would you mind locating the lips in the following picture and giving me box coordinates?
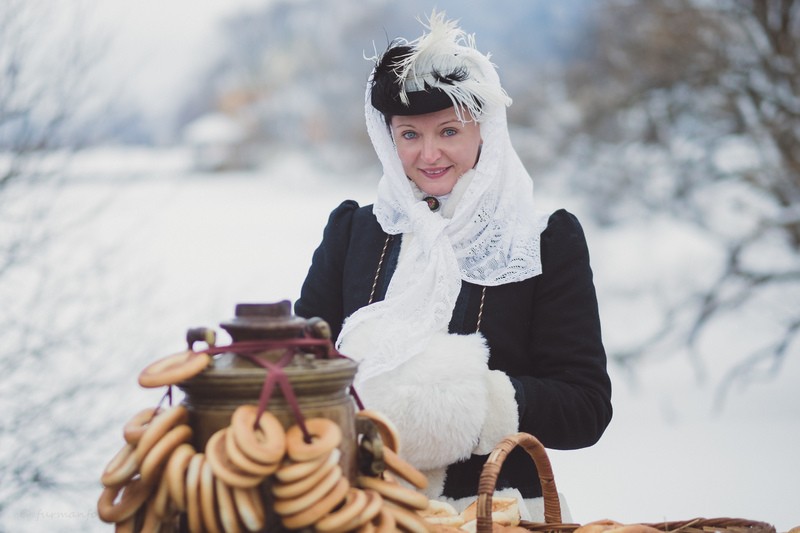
[419,166,451,178]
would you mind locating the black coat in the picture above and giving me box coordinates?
[295,200,612,499]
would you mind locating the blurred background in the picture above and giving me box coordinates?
[1,0,798,531]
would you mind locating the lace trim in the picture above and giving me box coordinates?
[369,234,487,334]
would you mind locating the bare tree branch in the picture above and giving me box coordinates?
[559,0,800,403]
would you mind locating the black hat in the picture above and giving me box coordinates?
[370,44,465,116]
[366,12,510,122]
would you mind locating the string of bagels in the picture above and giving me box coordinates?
[97,329,449,532]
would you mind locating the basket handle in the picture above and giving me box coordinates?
[477,432,561,533]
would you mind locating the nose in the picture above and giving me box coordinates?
[420,137,441,164]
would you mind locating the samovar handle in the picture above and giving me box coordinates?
[185,327,217,350]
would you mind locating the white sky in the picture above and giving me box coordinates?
[85,0,267,125]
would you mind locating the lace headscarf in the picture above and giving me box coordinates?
[338,12,548,385]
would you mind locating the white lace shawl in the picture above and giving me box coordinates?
[337,21,548,386]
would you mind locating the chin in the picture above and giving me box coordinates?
[419,181,456,197]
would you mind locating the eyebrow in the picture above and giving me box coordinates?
[392,119,461,129]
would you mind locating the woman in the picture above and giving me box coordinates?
[295,12,612,520]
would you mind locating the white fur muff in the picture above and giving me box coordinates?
[343,327,490,471]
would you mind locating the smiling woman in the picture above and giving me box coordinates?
[391,108,483,198]
[294,10,612,521]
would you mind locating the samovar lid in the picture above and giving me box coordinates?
[219,300,308,341]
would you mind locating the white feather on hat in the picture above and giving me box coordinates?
[393,11,512,122]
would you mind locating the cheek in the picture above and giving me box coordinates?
[455,129,482,168]
[457,143,481,169]
[395,145,417,171]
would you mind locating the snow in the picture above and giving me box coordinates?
[712,136,762,174]
[1,147,797,532]
[183,113,248,144]
[550,353,800,527]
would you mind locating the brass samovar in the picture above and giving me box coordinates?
[179,301,357,477]
[177,301,359,531]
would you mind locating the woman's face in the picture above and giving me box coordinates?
[391,107,482,197]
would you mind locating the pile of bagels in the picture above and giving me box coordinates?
[100,345,558,532]
[421,503,665,533]
[97,400,674,533]
[98,405,196,531]
[420,497,524,533]
[97,400,441,532]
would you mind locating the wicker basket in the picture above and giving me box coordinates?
[476,432,777,533]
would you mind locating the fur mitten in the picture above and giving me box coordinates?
[347,329,490,471]
[472,370,520,455]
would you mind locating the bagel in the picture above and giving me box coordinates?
[224,425,279,477]
[606,525,663,533]
[140,497,164,533]
[216,477,243,533]
[200,457,223,533]
[461,496,520,526]
[138,349,212,388]
[357,520,377,533]
[335,488,385,532]
[460,519,519,532]
[273,464,343,516]
[274,449,331,483]
[574,521,662,533]
[314,487,368,533]
[430,526,468,533]
[164,443,195,512]
[140,424,193,485]
[97,477,154,524]
[113,512,136,533]
[382,447,428,490]
[373,507,398,533]
[100,443,139,488]
[280,477,350,530]
[230,405,286,465]
[285,418,342,462]
[123,407,159,445]
[356,475,428,511]
[232,486,266,532]
[134,406,189,462]
[420,499,458,518]
[356,410,400,454]
[205,428,264,489]
[184,453,205,533]
[610,526,663,533]
[271,449,340,499]
[151,463,173,519]
[383,501,432,533]
[420,500,462,527]
[573,520,625,533]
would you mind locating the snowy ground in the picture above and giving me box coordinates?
[2,147,797,532]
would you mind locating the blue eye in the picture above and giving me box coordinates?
[443,128,457,137]
[401,131,417,140]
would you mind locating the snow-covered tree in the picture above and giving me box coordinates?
[0,0,123,522]
[558,0,800,402]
